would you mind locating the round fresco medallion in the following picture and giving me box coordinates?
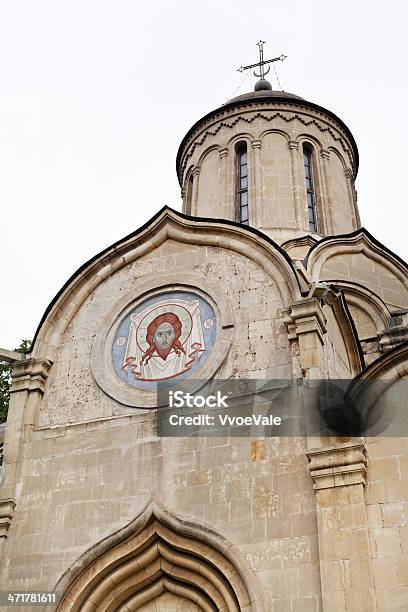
[112,291,217,390]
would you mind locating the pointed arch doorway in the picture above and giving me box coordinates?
[55,499,265,611]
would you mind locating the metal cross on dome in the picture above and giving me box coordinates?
[237,41,287,79]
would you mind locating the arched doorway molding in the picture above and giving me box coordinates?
[55,498,265,611]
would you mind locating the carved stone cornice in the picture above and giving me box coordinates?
[308,281,341,306]
[306,442,367,490]
[218,147,228,159]
[378,312,408,352]
[281,308,297,341]
[11,358,53,394]
[178,109,355,181]
[288,140,299,150]
[282,235,317,252]
[283,297,328,369]
[251,139,261,150]
[320,149,330,160]
[378,326,408,352]
[284,297,327,346]
[0,498,16,538]
[344,167,353,180]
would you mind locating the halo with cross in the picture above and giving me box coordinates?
[131,301,193,353]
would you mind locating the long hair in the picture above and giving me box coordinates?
[142,312,185,364]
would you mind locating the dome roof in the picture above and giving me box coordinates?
[227,88,305,104]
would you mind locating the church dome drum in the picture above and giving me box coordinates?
[177,84,360,244]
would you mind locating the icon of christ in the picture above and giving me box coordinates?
[122,298,206,381]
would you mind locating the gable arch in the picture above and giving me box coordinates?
[31,208,302,363]
[55,499,265,612]
[305,229,408,309]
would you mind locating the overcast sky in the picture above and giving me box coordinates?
[1,0,407,349]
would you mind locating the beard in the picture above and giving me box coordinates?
[155,344,173,361]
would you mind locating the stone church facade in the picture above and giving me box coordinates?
[1,80,408,611]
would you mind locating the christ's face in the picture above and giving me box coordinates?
[153,322,176,359]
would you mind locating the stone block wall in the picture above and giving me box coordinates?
[2,215,408,611]
[3,416,323,610]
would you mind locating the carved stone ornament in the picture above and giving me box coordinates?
[0,498,16,538]
[306,442,367,490]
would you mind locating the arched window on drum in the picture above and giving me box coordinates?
[236,143,248,225]
[303,144,318,232]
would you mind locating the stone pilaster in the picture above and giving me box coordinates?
[320,149,334,234]
[250,139,262,228]
[180,187,186,213]
[288,140,304,230]
[218,147,229,220]
[191,167,200,216]
[1,358,53,499]
[307,442,375,612]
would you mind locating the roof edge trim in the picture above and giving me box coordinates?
[304,227,408,272]
[29,207,302,352]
